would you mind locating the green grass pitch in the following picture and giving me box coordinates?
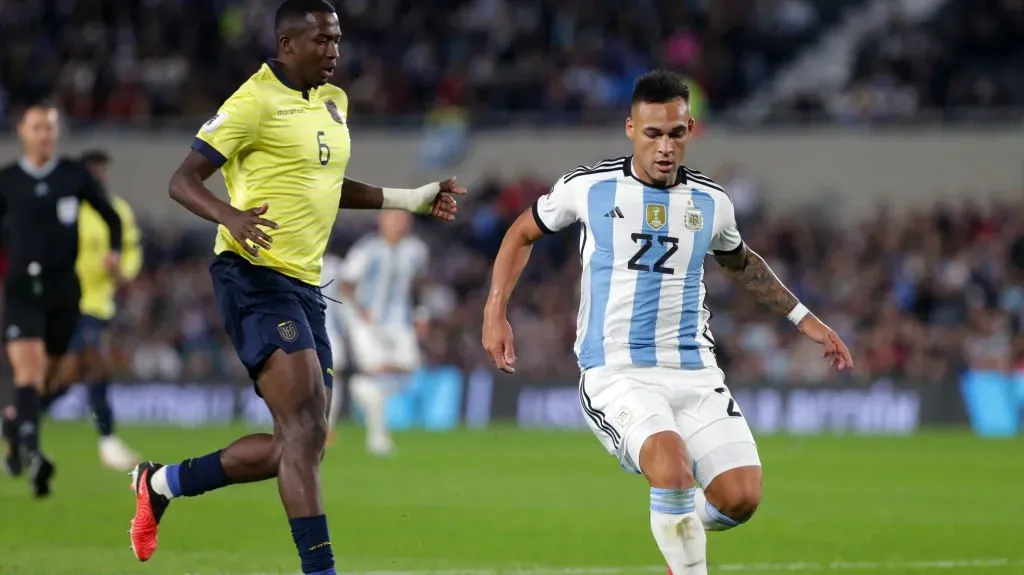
[1,423,1023,574]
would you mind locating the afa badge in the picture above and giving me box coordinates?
[324,100,346,125]
[645,203,667,231]
[277,320,298,342]
[684,197,704,232]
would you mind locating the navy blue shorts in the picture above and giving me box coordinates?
[210,253,333,390]
[68,314,109,352]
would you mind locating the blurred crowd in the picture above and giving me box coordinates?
[9,168,1019,385]
[0,0,862,124]
[784,0,1024,122]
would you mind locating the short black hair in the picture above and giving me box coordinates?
[80,149,111,166]
[17,100,59,124]
[275,0,336,34]
[631,70,690,106]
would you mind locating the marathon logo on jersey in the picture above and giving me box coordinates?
[646,203,667,231]
[202,112,228,133]
[324,100,346,125]
[684,197,704,232]
[277,321,298,342]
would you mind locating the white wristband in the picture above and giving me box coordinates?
[787,303,810,325]
[381,183,439,213]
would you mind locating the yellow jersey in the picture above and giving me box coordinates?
[76,195,143,320]
[192,60,351,285]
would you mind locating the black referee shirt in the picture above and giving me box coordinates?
[0,157,122,283]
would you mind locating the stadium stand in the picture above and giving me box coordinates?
[0,0,868,124]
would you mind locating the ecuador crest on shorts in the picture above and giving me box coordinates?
[645,203,667,231]
[324,100,346,125]
[277,320,298,342]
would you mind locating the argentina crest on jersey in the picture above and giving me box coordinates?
[684,197,704,232]
[324,100,346,125]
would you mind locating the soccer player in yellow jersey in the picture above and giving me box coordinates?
[127,1,464,572]
[51,150,143,471]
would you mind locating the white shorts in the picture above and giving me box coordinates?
[326,309,348,372]
[579,365,760,488]
[347,318,421,373]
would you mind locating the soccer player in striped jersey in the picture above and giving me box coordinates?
[320,250,349,443]
[127,1,464,573]
[339,211,429,456]
[482,70,853,574]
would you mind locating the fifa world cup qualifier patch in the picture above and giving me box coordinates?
[202,113,228,133]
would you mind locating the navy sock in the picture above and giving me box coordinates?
[14,386,41,456]
[289,515,335,574]
[168,450,232,497]
[86,380,114,436]
[39,386,70,412]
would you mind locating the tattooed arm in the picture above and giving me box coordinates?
[713,245,799,317]
[713,243,854,371]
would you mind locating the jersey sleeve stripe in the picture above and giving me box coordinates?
[531,200,556,235]
[712,241,744,256]
[190,137,228,168]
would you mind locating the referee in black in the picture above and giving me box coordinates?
[0,103,123,497]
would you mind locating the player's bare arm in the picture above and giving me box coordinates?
[339,176,464,221]
[169,151,279,256]
[482,209,547,374]
[714,244,853,370]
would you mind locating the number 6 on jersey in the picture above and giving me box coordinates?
[317,131,331,166]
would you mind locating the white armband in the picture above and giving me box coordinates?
[381,182,440,214]
[787,303,810,325]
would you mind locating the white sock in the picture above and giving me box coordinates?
[351,375,388,446]
[150,466,176,500]
[650,488,707,575]
[694,488,741,532]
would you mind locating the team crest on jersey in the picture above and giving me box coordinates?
[277,321,298,342]
[324,100,346,125]
[684,197,704,232]
[56,196,79,226]
[645,203,667,231]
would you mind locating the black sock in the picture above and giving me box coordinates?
[86,380,114,437]
[14,386,41,457]
[289,515,335,574]
[172,450,232,497]
[39,386,70,413]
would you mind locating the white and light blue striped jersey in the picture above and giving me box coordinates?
[321,252,348,337]
[341,234,428,327]
[532,156,743,371]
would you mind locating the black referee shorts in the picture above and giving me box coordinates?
[2,276,81,356]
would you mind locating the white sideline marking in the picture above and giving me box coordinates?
[228,558,1023,575]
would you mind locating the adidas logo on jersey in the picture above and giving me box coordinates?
[603,207,624,218]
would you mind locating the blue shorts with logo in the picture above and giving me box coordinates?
[210,253,333,391]
[68,314,109,352]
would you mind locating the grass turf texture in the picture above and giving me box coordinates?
[1,423,1022,574]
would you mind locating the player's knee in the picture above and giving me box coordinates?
[708,467,762,523]
[280,402,328,455]
[639,431,695,490]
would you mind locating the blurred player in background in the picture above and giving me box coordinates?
[45,149,143,471]
[482,70,853,574]
[0,104,123,497]
[340,211,429,456]
[127,1,463,573]
[321,249,349,442]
